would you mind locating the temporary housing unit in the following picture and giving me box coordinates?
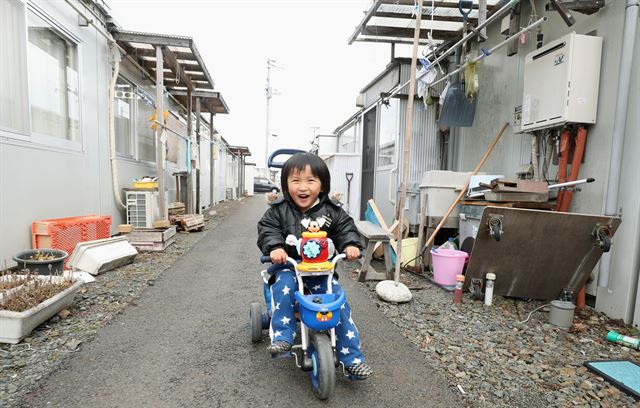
[332,58,445,227]
[347,0,640,326]
[0,0,240,267]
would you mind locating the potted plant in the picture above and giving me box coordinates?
[12,249,68,275]
[0,271,83,344]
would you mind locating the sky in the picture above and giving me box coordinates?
[107,0,410,167]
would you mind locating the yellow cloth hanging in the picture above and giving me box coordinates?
[464,59,478,101]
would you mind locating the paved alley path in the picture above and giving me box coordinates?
[22,196,459,407]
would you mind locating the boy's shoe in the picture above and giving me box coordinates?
[346,362,372,380]
[266,341,292,353]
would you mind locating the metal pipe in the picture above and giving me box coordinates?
[428,17,547,89]
[155,45,167,220]
[599,0,639,288]
[385,0,521,100]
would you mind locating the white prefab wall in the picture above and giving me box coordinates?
[0,0,234,267]
[452,0,640,325]
[324,154,362,220]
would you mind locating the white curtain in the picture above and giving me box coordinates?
[0,0,29,135]
[27,10,79,142]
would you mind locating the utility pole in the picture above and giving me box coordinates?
[310,125,320,153]
[264,59,280,167]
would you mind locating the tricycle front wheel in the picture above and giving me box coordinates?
[249,302,263,343]
[308,332,336,400]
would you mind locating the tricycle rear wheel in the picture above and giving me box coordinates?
[308,332,336,400]
[249,303,263,343]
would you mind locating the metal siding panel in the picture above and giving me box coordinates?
[398,98,442,191]
[324,154,362,220]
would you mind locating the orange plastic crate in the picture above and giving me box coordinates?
[32,215,112,267]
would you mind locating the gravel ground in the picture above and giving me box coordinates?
[351,261,640,408]
[0,200,236,408]
[2,197,639,407]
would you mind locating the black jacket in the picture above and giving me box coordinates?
[257,194,362,259]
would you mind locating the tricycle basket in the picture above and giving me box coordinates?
[295,291,345,331]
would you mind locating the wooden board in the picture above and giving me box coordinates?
[127,227,177,243]
[463,207,621,301]
[131,238,175,252]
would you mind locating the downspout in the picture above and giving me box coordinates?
[108,42,126,210]
[598,0,639,288]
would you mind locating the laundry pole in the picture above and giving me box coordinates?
[376,0,424,303]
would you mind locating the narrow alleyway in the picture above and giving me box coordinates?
[21,196,458,407]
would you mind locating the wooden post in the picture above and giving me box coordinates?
[154,46,167,221]
[186,90,193,214]
[210,112,215,208]
[195,97,201,214]
[394,0,424,285]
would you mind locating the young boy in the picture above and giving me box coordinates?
[257,152,372,379]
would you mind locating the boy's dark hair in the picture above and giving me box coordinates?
[280,153,331,199]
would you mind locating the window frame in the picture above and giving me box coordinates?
[0,0,30,140]
[25,3,84,152]
[113,73,137,159]
[376,99,399,170]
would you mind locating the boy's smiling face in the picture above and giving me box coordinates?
[287,165,322,213]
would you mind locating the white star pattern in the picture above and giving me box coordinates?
[275,302,280,310]
[282,286,290,295]
[353,358,362,364]
[273,330,282,337]
[346,330,356,340]
[340,347,350,355]
[337,321,342,326]
[340,304,346,310]
[332,280,339,286]
[312,284,321,291]
[349,316,354,325]
[276,276,281,283]
[281,316,291,325]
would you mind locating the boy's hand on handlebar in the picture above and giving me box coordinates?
[344,246,360,261]
[270,248,288,264]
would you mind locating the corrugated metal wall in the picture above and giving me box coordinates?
[397,99,442,190]
[396,63,444,190]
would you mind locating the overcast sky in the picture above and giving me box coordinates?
[107,0,410,167]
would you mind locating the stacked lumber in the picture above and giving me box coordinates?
[170,214,205,232]
[168,202,186,217]
[128,227,176,251]
[481,179,549,203]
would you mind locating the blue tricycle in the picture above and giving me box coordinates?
[249,253,348,400]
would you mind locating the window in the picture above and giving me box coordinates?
[114,76,135,156]
[338,124,356,153]
[136,89,156,162]
[0,0,29,135]
[378,99,398,167]
[27,10,80,144]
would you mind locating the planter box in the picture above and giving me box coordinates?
[0,276,83,344]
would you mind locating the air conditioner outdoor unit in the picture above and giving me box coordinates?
[126,190,161,228]
[521,32,602,132]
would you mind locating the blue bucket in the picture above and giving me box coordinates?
[295,291,346,331]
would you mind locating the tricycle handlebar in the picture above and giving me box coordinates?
[259,256,298,268]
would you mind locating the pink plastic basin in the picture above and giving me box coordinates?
[431,248,468,286]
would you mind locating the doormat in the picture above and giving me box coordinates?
[584,360,640,399]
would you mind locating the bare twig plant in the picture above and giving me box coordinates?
[0,264,73,313]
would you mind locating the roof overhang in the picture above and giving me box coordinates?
[227,145,251,156]
[349,0,503,45]
[112,29,229,115]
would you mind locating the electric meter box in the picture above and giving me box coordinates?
[521,32,602,132]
